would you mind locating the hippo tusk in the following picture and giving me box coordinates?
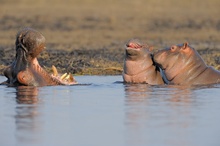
[64,73,70,80]
[63,73,72,81]
[60,72,77,84]
[51,66,77,84]
[68,73,77,84]
[52,65,58,77]
[60,73,68,80]
[69,73,74,82]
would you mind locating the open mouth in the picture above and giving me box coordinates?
[126,42,142,50]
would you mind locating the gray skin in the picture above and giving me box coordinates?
[123,39,164,85]
[1,28,76,86]
[153,42,220,85]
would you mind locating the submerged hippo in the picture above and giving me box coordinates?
[1,28,77,86]
[153,42,220,85]
[123,39,164,85]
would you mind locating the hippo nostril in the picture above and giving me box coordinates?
[170,46,176,51]
[16,43,28,54]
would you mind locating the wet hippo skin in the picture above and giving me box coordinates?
[153,42,220,85]
[123,39,164,85]
[1,28,77,86]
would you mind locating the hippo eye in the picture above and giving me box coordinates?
[170,46,176,52]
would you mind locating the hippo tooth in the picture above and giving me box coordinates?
[52,65,58,77]
[68,73,76,83]
[64,74,70,80]
[61,73,68,80]
[69,73,73,82]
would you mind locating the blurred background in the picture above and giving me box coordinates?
[0,0,220,74]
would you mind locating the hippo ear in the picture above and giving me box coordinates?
[182,42,189,49]
[181,42,192,54]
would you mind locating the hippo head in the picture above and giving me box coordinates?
[1,28,77,86]
[125,38,153,61]
[123,39,164,84]
[154,42,194,70]
[153,42,205,82]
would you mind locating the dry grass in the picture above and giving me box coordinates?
[0,0,220,74]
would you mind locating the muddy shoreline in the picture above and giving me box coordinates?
[0,44,125,75]
[1,41,220,76]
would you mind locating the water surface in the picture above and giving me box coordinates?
[0,76,220,146]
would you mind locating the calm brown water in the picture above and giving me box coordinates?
[0,75,220,146]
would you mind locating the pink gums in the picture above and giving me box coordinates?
[127,42,142,49]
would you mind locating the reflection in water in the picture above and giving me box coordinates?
[124,84,195,146]
[124,84,157,146]
[14,86,41,144]
[16,86,39,104]
[124,84,151,103]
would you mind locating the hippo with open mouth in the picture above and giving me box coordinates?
[123,39,164,85]
[1,28,77,86]
[153,42,220,85]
